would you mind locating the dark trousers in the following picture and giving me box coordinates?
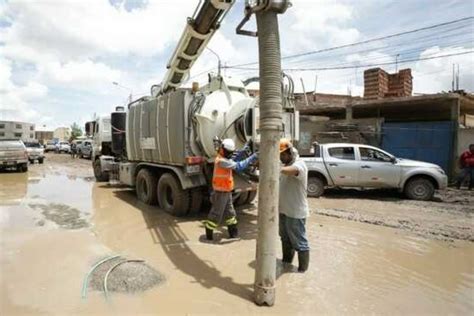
[279,213,310,252]
[456,167,474,189]
[205,191,237,229]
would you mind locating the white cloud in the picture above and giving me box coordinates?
[38,60,122,90]
[413,46,474,93]
[1,0,194,63]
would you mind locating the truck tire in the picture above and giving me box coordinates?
[157,173,190,217]
[404,177,435,201]
[136,169,158,205]
[20,164,28,172]
[93,159,109,182]
[188,189,204,215]
[235,192,249,206]
[246,190,257,204]
[307,176,324,198]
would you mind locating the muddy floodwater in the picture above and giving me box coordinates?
[1,154,473,315]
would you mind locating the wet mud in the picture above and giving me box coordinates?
[1,153,473,315]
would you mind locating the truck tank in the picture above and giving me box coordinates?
[126,76,254,165]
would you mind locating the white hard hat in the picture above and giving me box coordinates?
[221,138,236,152]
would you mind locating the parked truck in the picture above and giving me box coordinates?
[303,143,448,201]
[94,0,299,216]
[85,115,112,180]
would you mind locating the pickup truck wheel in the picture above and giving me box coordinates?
[136,169,157,205]
[157,173,190,217]
[307,176,324,197]
[404,177,435,201]
[20,164,28,172]
[93,159,109,182]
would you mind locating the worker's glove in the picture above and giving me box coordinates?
[249,152,258,164]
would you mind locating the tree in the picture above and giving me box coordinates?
[70,122,83,141]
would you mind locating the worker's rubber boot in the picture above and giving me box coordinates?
[227,224,239,238]
[205,228,214,241]
[282,242,295,264]
[297,251,310,273]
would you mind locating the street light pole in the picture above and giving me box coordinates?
[112,81,133,104]
[206,47,222,77]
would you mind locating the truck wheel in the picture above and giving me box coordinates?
[20,164,28,172]
[188,189,203,215]
[246,190,257,204]
[136,169,158,205]
[307,176,325,197]
[93,159,109,182]
[235,192,249,206]
[157,173,190,217]
[404,177,435,201]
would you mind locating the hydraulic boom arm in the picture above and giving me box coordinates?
[158,0,234,95]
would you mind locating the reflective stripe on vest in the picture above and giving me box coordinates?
[212,155,234,192]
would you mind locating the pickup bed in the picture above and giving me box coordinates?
[302,143,448,201]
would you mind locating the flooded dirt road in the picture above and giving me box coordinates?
[1,154,473,315]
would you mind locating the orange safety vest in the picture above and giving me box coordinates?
[212,155,234,192]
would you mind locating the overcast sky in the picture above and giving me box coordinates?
[0,0,473,130]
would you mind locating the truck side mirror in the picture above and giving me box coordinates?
[390,157,397,164]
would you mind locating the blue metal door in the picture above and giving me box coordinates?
[381,121,454,172]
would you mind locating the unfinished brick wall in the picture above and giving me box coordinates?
[364,68,412,99]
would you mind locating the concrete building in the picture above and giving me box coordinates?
[0,120,35,141]
[35,125,54,145]
[53,127,71,142]
[294,91,474,179]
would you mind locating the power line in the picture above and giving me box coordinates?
[224,51,474,72]
[227,16,474,68]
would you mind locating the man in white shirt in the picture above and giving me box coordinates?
[279,139,310,272]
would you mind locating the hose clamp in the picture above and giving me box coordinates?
[236,0,292,37]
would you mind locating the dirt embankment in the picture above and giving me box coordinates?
[310,188,474,242]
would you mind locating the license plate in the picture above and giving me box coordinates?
[186,164,201,174]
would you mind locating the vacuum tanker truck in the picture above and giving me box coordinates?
[94,0,299,217]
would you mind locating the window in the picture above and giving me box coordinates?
[328,147,355,160]
[30,133,34,138]
[16,124,22,129]
[0,124,4,129]
[30,126,34,131]
[360,147,392,162]
[0,132,4,137]
[14,133,22,138]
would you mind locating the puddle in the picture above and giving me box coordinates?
[0,171,93,229]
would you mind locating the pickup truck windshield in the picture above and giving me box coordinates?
[0,141,24,149]
[25,143,41,148]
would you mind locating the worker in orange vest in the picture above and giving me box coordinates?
[203,138,258,241]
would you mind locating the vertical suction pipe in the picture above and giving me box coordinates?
[253,9,283,307]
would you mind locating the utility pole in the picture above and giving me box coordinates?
[236,0,290,306]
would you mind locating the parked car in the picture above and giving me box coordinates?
[24,142,45,164]
[79,139,93,159]
[302,143,448,201]
[45,140,56,153]
[0,139,29,172]
[56,142,71,153]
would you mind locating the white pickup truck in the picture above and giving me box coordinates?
[302,143,448,201]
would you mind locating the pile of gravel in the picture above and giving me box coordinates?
[88,257,164,293]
